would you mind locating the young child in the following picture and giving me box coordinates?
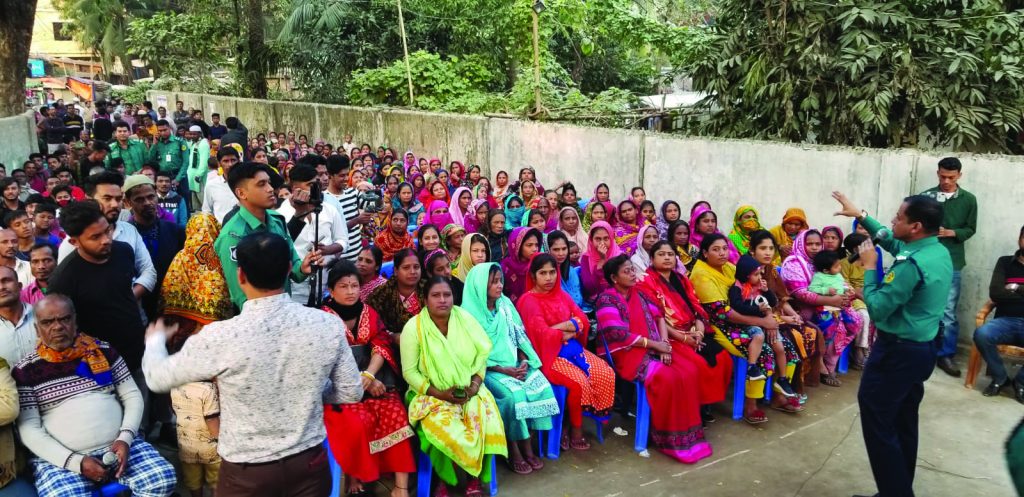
[728,255,797,398]
[841,233,874,369]
[171,333,221,497]
[568,240,581,266]
[808,250,863,384]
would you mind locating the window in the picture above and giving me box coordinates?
[52,22,71,41]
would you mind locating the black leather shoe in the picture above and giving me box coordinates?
[1013,380,1024,405]
[937,357,961,377]
[983,380,1007,397]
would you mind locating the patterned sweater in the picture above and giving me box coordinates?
[13,343,141,474]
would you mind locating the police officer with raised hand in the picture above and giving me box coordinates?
[832,191,953,497]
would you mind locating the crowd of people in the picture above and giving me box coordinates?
[0,97,1015,497]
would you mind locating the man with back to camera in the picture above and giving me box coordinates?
[832,191,952,497]
[918,157,977,377]
[142,231,362,497]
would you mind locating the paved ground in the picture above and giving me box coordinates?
[157,356,1022,497]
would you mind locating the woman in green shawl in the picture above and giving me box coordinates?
[400,276,508,497]
[727,205,764,255]
[463,263,559,475]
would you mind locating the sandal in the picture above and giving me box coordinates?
[508,458,533,475]
[435,483,450,497]
[771,401,802,414]
[525,454,544,470]
[465,480,483,497]
[560,433,571,451]
[820,373,841,387]
[569,437,591,451]
[743,409,768,425]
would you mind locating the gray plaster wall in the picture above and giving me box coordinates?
[149,91,1024,343]
[0,111,38,175]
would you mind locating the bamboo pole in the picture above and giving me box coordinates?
[397,0,415,105]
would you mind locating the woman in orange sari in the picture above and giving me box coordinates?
[375,208,415,262]
[516,254,615,451]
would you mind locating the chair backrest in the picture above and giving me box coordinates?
[976,300,996,328]
[381,261,394,278]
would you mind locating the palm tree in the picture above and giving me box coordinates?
[55,0,168,82]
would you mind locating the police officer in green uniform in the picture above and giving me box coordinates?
[105,121,148,174]
[833,191,953,497]
[149,119,192,213]
[214,161,320,311]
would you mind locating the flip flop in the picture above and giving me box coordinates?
[508,458,533,475]
[560,433,571,451]
[744,409,768,424]
[465,480,483,497]
[570,437,591,451]
[525,455,544,470]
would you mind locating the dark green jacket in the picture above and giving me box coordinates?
[148,136,189,179]
[919,186,977,270]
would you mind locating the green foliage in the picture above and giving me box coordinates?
[54,0,169,80]
[111,81,153,104]
[346,51,502,112]
[685,0,1024,151]
[125,12,232,83]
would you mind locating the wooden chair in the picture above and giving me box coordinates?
[964,300,1024,388]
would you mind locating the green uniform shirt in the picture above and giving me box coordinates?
[861,215,953,342]
[919,186,977,270]
[214,205,306,310]
[106,139,149,175]
[148,136,188,178]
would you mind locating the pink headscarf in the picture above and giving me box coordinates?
[448,187,472,228]
[584,221,623,275]
[464,198,489,233]
[423,199,454,228]
[689,204,740,263]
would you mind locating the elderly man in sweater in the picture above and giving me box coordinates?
[12,295,176,497]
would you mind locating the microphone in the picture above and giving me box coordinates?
[848,228,889,263]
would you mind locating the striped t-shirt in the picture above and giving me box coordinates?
[330,188,362,261]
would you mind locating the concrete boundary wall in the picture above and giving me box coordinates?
[152,91,1024,342]
[0,111,38,175]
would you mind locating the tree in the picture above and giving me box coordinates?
[53,0,168,82]
[126,12,232,81]
[0,0,38,117]
[237,0,275,98]
[685,0,1024,151]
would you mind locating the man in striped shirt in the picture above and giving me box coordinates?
[325,154,368,261]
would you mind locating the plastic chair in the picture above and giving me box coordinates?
[731,356,772,421]
[966,300,1024,388]
[325,440,342,497]
[416,445,497,497]
[381,261,394,278]
[837,345,850,374]
[92,482,130,497]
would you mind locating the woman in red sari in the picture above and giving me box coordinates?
[322,261,415,497]
[637,241,733,419]
[375,208,415,263]
[516,253,615,451]
[366,248,424,340]
[594,254,713,464]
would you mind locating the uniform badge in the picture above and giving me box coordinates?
[230,246,237,262]
[884,271,896,284]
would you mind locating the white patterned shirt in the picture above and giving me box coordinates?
[142,293,362,463]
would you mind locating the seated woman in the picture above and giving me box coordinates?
[656,200,682,239]
[464,199,490,234]
[769,208,808,261]
[375,208,415,262]
[400,277,507,497]
[453,233,490,282]
[517,254,615,451]
[462,264,559,476]
[689,205,740,264]
[449,187,473,227]
[417,224,443,257]
[690,234,801,424]
[747,230,822,399]
[483,210,508,262]
[582,200,610,232]
[629,224,661,274]
[638,241,733,418]
[557,206,587,252]
[367,248,423,340]
[423,249,464,305]
[547,231,588,312]
[356,247,388,303]
[442,224,467,271]
[580,221,622,303]
[613,199,643,256]
[322,261,415,497]
[595,255,713,464]
[418,179,450,208]
[668,220,700,273]
[840,231,873,369]
[727,205,764,255]
[780,230,853,388]
[501,227,544,304]
[504,195,526,230]
[521,210,547,233]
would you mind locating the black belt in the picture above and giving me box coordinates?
[227,443,323,467]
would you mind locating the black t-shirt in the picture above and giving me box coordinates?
[48,241,146,370]
[92,116,113,141]
[995,255,1024,319]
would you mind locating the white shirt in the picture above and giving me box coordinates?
[12,259,31,288]
[276,201,347,304]
[0,304,36,366]
[57,221,158,292]
[201,172,238,224]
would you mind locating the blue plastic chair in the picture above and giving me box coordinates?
[381,261,394,278]
[325,440,342,497]
[92,482,130,497]
[731,356,773,421]
[837,345,850,374]
[416,444,497,497]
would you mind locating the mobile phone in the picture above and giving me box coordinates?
[453,387,467,399]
